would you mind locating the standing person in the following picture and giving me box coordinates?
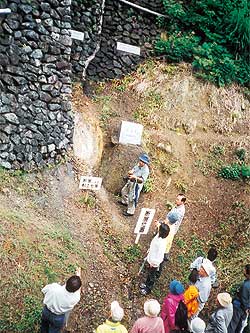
[95,301,127,333]
[228,264,250,333]
[190,318,206,333]
[40,268,82,333]
[205,292,233,333]
[190,247,218,287]
[194,259,215,316]
[140,224,170,295]
[164,194,186,259]
[120,153,150,216]
[161,280,185,333]
[130,299,164,333]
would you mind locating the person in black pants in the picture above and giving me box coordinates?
[140,224,170,295]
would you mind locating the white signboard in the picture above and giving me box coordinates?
[70,30,84,41]
[119,121,143,145]
[117,42,141,56]
[0,8,11,14]
[134,208,155,243]
[79,176,102,190]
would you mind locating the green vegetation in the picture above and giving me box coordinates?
[142,177,154,193]
[0,207,86,332]
[156,0,250,86]
[219,164,241,180]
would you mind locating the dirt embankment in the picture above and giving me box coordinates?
[0,62,250,332]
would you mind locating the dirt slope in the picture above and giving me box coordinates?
[0,61,250,332]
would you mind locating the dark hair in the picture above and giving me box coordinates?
[158,223,170,239]
[66,275,82,293]
[245,264,250,276]
[189,268,199,284]
[178,194,186,203]
[175,300,188,331]
[207,247,218,261]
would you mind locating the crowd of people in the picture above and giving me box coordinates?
[40,154,250,333]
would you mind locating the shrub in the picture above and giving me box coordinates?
[235,148,246,161]
[241,165,250,178]
[219,164,241,180]
[155,32,200,62]
[156,0,250,86]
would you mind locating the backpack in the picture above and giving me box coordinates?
[175,300,188,330]
[184,286,199,318]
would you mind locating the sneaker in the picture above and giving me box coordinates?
[139,283,146,289]
[118,200,127,206]
[123,211,134,216]
[140,288,150,296]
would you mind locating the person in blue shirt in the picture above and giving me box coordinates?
[228,264,250,333]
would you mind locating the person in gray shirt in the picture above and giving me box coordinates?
[120,153,150,216]
[205,293,233,333]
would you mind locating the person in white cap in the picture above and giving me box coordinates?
[205,292,233,333]
[194,258,215,316]
[190,317,206,333]
[95,301,127,333]
[130,299,164,333]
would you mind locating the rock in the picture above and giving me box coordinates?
[31,49,43,59]
[4,113,19,125]
[48,143,56,152]
[182,119,197,134]
[20,4,33,14]
[0,161,11,169]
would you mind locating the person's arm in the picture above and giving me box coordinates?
[161,297,168,321]
[130,320,139,333]
[166,298,177,330]
[190,257,202,270]
[214,312,227,333]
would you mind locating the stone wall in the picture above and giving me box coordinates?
[73,0,163,80]
[0,0,73,170]
[71,0,103,78]
[0,0,162,170]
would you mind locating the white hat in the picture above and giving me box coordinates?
[144,299,161,317]
[201,258,215,276]
[110,301,124,322]
[217,293,232,307]
[190,317,206,333]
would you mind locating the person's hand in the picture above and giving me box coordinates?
[75,267,81,277]
[154,220,161,229]
[128,170,134,176]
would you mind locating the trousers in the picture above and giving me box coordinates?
[40,306,65,333]
[228,306,247,333]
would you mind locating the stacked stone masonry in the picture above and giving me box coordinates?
[0,0,162,169]
[0,0,73,170]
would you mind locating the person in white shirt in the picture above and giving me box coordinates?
[41,268,82,333]
[163,194,186,260]
[140,223,170,295]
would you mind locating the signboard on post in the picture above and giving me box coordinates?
[134,208,155,244]
[119,121,143,145]
[79,176,102,190]
[70,30,85,41]
[117,42,141,56]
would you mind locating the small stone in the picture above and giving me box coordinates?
[0,161,11,169]
[4,113,19,125]
[31,49,43,59]
[48,143,55,152]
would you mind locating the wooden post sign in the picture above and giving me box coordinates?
[79,176,102,190]
[119,121,143,145]
[134,208,155,244]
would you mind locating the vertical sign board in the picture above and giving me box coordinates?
[79,176,102,190]
[119,121,143,145]
[134,208,155,244]
[117,42,141,56]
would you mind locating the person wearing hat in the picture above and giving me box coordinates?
[190,247,218,287]
[161,280,185,333]
[140,223,170,295]
[205,293,233,333]
[120,153,150,216]
[130,299,164,333]
[194,259,215,317]
[190,317,206,333]
[95,301,127,333]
